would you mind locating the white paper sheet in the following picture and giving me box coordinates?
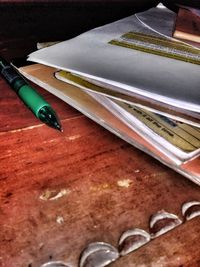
[28,6,200,113]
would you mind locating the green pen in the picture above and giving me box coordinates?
[0,56,62,131]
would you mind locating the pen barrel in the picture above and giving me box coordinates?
[18,84,50,117]
[0,65,26,92]
[0,58,28,93]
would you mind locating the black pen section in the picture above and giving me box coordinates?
[38,106,63,132]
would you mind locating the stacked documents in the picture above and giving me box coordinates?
[19,5,200,184]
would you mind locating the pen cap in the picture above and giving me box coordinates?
[18,84,51,117]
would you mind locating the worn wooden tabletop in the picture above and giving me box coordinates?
[0,38,200,267]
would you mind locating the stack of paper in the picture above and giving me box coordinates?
[19,5,200,184]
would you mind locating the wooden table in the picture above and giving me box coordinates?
[0,38,200,267]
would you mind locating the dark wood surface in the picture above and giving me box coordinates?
[0,12,200,267]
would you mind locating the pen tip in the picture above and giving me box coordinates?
[57,124,63,132]
[58,128,63,132]
[38,106,63,132]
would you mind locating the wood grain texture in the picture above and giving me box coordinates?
[0,21,200,267]
[1,71,200,267]
[110,218,200,267]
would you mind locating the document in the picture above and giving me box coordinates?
[29,5,200,113]
[24,4,200,184]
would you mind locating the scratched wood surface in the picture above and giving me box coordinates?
[0,36,200,267]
